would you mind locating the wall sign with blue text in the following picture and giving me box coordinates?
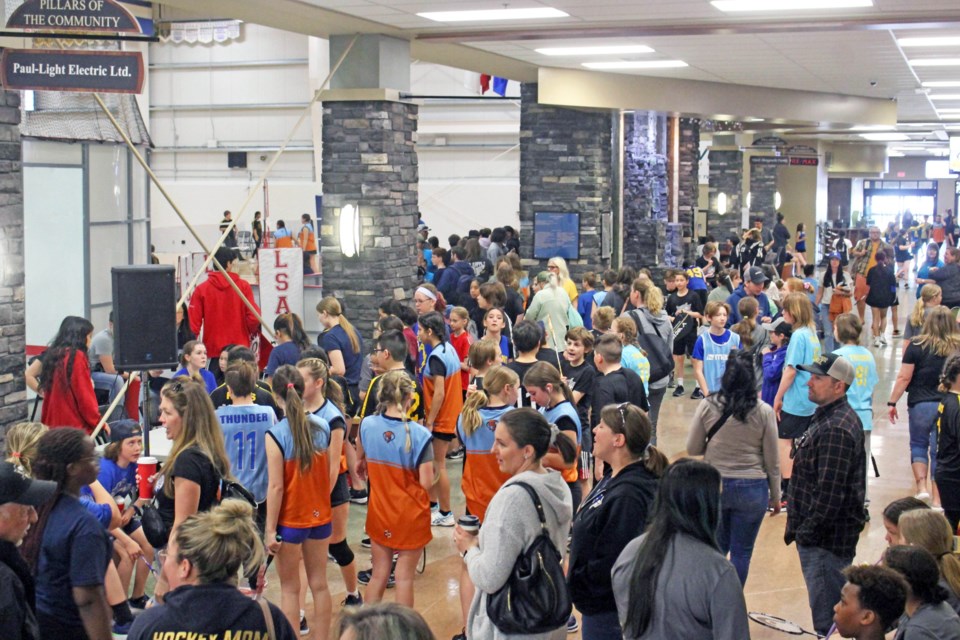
[534,212,580,260]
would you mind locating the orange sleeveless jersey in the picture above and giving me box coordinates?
[268,415,333,528]
[456,405,512,522]
[422,343,464,435]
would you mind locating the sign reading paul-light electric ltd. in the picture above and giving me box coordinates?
[6,0,141,33]
[1,49,143,93]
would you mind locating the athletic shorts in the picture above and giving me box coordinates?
[277,522,332,544]
[673,332,697,357]
[433,430,457,442]
[778,411,813,440]
[330,472,350,508]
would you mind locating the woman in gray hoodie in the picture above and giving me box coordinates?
[453,407,577,640]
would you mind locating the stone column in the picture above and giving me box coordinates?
[677,118,701,261]
[622,111,668,268]
[519,83,611,281]
[320,100,419,341]
[750,161,779,228]
[708,148,743,244]
[0,89,25,438]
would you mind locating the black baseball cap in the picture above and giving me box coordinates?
[762,318,793,338]
[109,419,142,443]
[0,461,57,507]
[745,266,769,284]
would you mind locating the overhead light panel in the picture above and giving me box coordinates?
[909,58,960,67]
[583,60,688,70]
[898,37,960,47]
[711,0,872,12]
[859,133,910,141]
[930,94,960,100]
[922,81,960,87]
[536,45,654,56]
[418,7,569,22]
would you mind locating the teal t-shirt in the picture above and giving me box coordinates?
[621,344,650,394]
[833,345,878,432]
[783,326,820,417]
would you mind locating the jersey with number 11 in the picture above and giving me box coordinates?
[216,404,277,503]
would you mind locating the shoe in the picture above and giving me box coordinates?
[361,537,371,549]
[691,388,704,400]
[567,615,579,634]
[112,620,133,638]
[342,592,364,607]
[672,385,685,398]
[446,447,465,461]
[667,375,676,388]
[127,595,149,611]
[892,330,902,338]
[349,488,368,505]
[916,491,932,503]
[357,568,395,588]
[780,500,788,512]
[300,610,310,636]
[873,337,882,347]
[880,336,888,345]
[328,551,339,565]
[432,511,455,527]
[452,631,467,640]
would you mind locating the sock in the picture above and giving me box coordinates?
[677,378,684,387]
[430,501,438,510]
[112,601,133,625]
[441,510,451,516]
[347,590,360,597]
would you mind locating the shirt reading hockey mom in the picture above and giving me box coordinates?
[1,49,145,93]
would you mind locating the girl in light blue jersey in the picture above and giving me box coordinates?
[692,301,741,397]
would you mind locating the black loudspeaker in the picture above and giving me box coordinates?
[228,151,247,168]
[112,265,179,370]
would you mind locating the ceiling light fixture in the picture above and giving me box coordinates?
[582,60,688,70]
[711,0,872,12]
[898,37,960,48]
[922,81,960,87]
[859,133,910,141]
[417,7,569,22]
[536,45,653,56]
[909,58,960,67]
[929,94,960,100]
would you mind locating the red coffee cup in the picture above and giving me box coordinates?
[137,456,157,499]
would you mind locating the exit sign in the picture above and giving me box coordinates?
[897,171,906,178]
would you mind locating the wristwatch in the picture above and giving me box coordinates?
[887,401,897,407]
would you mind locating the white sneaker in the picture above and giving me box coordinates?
[880,335,888,345]
[431,511,455,527]
[430,503,439,515]
[873,337,882,347]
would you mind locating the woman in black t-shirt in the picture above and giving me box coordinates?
[936,354,960,532]
[887,307,960,510]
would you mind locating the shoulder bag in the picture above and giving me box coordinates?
[629,310,672,383]
[486,481,572,634]
[705,408,734,446]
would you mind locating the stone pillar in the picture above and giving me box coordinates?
[750,161,778,228]
[677,118,701,261]
[519,83,611,280]
[0,89,25,438]
[708,148,743,244]
[320,100,419,341]
[622,111,668,268]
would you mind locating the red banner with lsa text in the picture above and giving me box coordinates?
[258,248,304,330]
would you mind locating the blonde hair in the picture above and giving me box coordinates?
[467,339,500,370]
[297,357,346,418]
[732,297,759,348]
[785,278,805,294]
[703,300,731,319]
[913,306,960,357]
[173,499,264,585]
[782,292,816,331]
[911,284,942,329]
[317,296,360,354]
[593,306,616,332]
[632,277,664,315]
[460,365,519,436]
[613,315,638,346]
[450,306,469,322]
[272,365,317,472]
[377,370,416,452]
[159,377,233,497]
[898,509,960,597]
[4,421,47,476]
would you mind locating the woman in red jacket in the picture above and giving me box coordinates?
[40,316,102,434]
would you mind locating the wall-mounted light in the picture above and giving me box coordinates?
[746,191,752,210]
[717,192,728,215]
[775,191,783,211]
[339,204,361,257]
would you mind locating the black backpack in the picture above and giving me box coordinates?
[629,310,673,383]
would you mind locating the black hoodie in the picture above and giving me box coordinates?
[128,583,297,640]
[567,460,660,615]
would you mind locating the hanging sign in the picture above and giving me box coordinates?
[6,0,142,33]
[752,136,788,148]
[0,49,144,93]
[258,248,304,329]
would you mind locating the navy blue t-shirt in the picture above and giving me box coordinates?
[320,325,364,386]
[265,341,302,376]
[36,495,112,627]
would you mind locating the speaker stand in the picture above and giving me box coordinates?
[140,370,153,457]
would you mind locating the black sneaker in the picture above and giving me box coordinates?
[691,388,704,400]
[299,610,310,636]
[361,537,371,549]
[446,447,465,461]
[349,488,368,505]
[342,592,364,607]
[452,631,467,640]
[127,595,149,611]
[672,385,685,398]
[357,568,395,588]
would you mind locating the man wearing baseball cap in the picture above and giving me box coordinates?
[726,265,777,326]
[0,461,57,640]
[784,352,866,637]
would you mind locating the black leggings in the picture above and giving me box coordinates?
[567,480,582,515]
[39,613,90,640]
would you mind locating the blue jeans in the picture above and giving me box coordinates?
[797,544,853,636]
[908,401,940,474]
[581,610,623,640]
[717,477,769,585]
[819,304,835,353]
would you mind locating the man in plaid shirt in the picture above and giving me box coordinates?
[785,352,866,636]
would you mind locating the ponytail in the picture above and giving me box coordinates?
[272,365,316,471]
[317,297,361,353]
[522,361,575,405]
[297,357,346,417]
[460,390,488,436]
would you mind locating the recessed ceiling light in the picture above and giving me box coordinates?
[848,125,895,131]
[582,60,688,70]
[860,133,910,141]
[909,58,960,67]
[417,7,569,22]
[938,108,960,113]
[536,45,654,56]
[887,151,905,157]
[922,81,960,87]
[898,37,960,47]
[711,0,872,11]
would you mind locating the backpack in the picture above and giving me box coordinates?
[628,310,673,383]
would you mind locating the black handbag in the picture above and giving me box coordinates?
[486,482,572,634]
[139,500,170,549]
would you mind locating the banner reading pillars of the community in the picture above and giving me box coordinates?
[258,248,304,329]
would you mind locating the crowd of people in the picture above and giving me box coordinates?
[4,214,960,640]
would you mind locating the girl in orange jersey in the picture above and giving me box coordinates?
[417,311,464,527]
[298,357,362,608]
[454,364,520,638]
[523,361,583,512]
[356,370,435,606]
[265,365,333,638]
